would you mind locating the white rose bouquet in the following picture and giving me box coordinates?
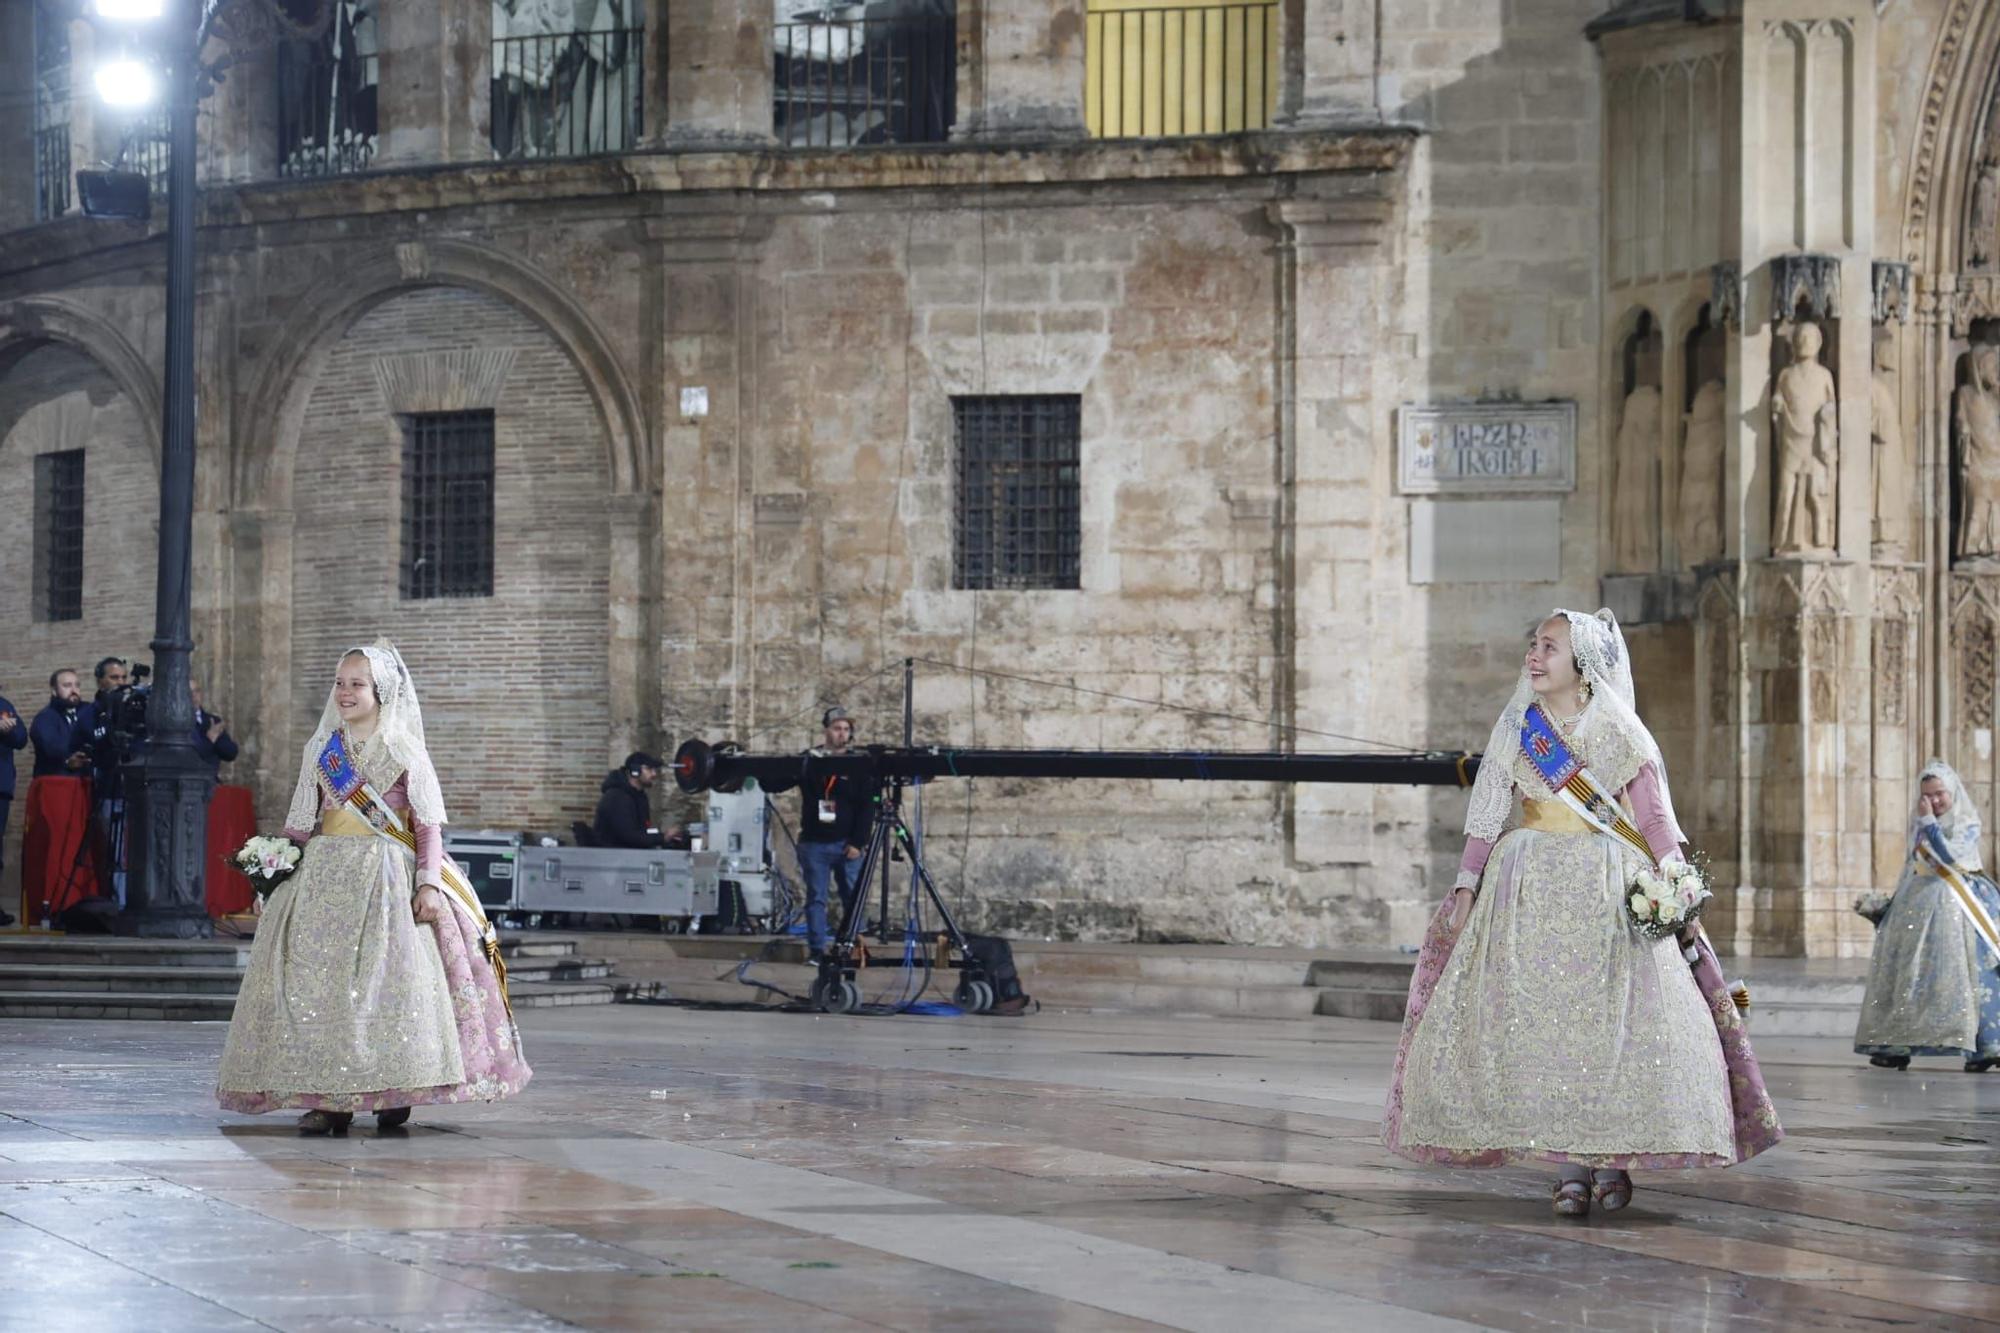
[1852,891,1893,926]
[1626,859,1712,941]
[234,835,302,898]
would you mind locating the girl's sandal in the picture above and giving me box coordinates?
[1591,1170,1633,1213]
[1552,1178,1591,1217]
[297,1110,352,1136]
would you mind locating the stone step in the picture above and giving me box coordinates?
[1738,1002,1861,1039]
[0,938,253,969]
[502,958,614,984]
[1314,986,1411,1022]
[513,979,662,1008]
[0,965,245,995]
[498,935,585,960]
[1305,957,1418,990]
[0,990,239,1020]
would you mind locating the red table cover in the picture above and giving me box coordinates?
[206,784,258,917]
[21,776,97,922]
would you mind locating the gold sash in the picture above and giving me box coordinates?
[320,807,377,838]
[1520,798,1591,835]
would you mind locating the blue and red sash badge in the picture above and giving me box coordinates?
[317,731,365,803]
[1520,704,1582,793]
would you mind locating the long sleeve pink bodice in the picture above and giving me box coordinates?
[1455,761,1680,891]
[285,771,443,890]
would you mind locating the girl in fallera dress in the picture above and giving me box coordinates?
[1383,608,1782,1215]
[217,643,529,1133]
[1854,759,2000,1073]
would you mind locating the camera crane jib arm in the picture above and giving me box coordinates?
[672,738,1482,794]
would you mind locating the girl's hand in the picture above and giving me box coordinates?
[413,885,446,925]
[1447,888,1474,933]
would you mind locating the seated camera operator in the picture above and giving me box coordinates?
[190,680,238,778]
[592,752,684,849]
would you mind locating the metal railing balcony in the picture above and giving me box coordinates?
[1085,0,1278,138]
[491,27,644,160]
[277,36,379,178]
[773,9,955,147]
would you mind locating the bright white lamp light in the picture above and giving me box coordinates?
[95,0,166,19]
[94,59,158,108]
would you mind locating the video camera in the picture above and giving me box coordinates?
[88,662,152,781]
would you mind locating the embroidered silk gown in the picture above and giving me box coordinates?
[1854,816,2000,1062]
[1384,706,1781,1168]
[216,735,530,1114]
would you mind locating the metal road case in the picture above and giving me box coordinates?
[513,845,721,921]
[444,832,523,910]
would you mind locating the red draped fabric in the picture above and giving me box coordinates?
[205,784,258,917]
[21,776,96,922]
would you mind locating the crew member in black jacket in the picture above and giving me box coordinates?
[29,668,88,779]
[763,707,872,960]
[0,683,26,925]
[592,752,684,849]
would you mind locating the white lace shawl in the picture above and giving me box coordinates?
[1908,757,1983,874]
[284,641,450,834]
[1463,607,1683,845]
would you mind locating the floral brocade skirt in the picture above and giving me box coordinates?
[216,830,530,1114]
[1384,827,1780,1169]
[1854,870,2000,1060]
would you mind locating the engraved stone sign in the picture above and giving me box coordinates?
[1397,401,1577,494]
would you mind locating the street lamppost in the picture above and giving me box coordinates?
[89,0,332,938]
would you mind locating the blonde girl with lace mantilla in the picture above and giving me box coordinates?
[1382,609,1781,1216]
[217,643,530,1133]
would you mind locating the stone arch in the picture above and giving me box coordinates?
[1902,0,2000,270]
[0,297,162,465]
[236,238,649,509]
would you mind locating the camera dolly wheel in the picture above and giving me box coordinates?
[815,976,861,1015]
[953,976,994,1014]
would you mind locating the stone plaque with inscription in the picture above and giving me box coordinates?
[1397,402,1577,494]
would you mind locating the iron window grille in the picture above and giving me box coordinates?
[773,4,955,147]
[34,1,70,220]
[400,411,495,601]
[277,0,379,178]
[953,395,1082,591]
[491,14,644,159]
[34,450,85,623]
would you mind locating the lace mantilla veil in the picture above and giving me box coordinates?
[285,641,450,834]
[1462,607,1683,846]
[1909,757,1983,873]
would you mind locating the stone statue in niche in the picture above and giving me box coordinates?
[1957,345,2000,561]
[1679,378,1725,567]
[1771,322,1838,555]
[1973,163,1999,271]
[1611,381,1662,573]
[1871,331,1910,559]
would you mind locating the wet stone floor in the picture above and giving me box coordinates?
[0,1002,1996,1332]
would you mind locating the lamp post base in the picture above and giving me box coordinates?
[114,747,214,940]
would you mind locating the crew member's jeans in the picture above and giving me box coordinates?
[797,839,861,953]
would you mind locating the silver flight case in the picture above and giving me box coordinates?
[513,845,721,921]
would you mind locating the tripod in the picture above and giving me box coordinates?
[811,777,991,1015]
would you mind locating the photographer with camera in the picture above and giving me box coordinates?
[75,655,148,907]
[189,680,238,777]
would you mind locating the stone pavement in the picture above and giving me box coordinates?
[0,1000,1995,1331]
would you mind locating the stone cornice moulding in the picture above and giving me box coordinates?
[638,213,777,264]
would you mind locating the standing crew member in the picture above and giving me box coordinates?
[764,708,871,961]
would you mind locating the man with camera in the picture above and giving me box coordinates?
[0,682,27,926]
[75,656,145,907]
[189,680,238,778]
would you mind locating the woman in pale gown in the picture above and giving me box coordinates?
[1854,760,2000,1073]
[1383,609,1781,1215]
[217,643,530,1133]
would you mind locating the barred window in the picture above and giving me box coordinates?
[953,395,1081,591]
[34,450,84,622]
[400,411,495,600]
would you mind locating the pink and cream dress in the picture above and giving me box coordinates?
[216,730,529,1114]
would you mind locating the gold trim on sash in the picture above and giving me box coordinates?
[319,807,376,838]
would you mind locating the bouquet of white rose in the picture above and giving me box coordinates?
[234,835,302,898]
[1852,891,1893,926]
[1627,860,1712,941]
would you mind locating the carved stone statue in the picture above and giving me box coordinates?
[1771,322,1838,555]
[1871,332,1910,559]
[1958,345,2000,562]
[1973,164,2000,271]
[1612,383,1662,573]
[1679,378,1725,567]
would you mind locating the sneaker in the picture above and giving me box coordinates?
[988,995,1031,1017]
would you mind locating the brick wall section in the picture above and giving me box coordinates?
[0,343,158,907]
[287,286,613,834]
